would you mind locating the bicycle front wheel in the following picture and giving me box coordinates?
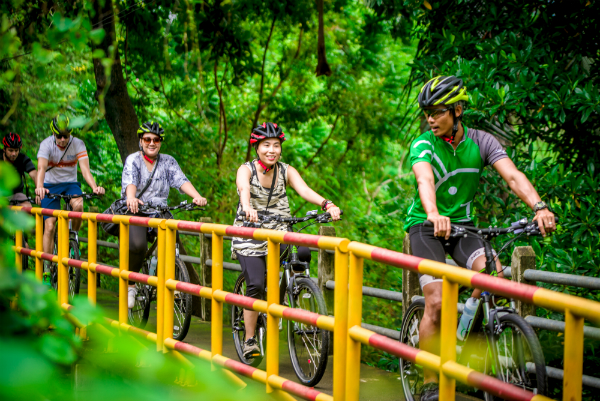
[484,313,547,400]
[231,273,265,367]
[399,298,425,401]
[128,260,152,329]
[287,277,329,387]
[68,239,81,296]
[172,258,192,341]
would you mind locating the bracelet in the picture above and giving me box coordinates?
[321,200,334,211]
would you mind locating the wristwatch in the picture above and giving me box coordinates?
[533,201,549,213]
[321,200,333,211]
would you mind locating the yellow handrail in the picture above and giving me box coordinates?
[8,205,598,401]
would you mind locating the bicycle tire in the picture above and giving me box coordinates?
[484,313,547,400]
[172,257,192,341]
[69,239,81,296]
[287,277,329,387]
[231,273,265,367]
[128,260,152,329]
[399,298,426,401]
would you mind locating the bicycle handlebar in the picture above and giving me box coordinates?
[237,209,343,228]
[423,217,558,237]
[46,192,102,201]
[138,200,205,214]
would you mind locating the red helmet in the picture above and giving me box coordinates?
[2,132,22,149]
[250,122,286,145]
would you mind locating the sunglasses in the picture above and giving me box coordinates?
[423,108,452,119]
[142,137,162,144]
[54,133,71,140]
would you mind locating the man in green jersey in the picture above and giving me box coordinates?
[406,76,555,401]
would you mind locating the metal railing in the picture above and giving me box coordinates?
[9,205,600,401]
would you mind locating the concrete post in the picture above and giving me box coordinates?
[318,225,336,313]
[199,217,212,321]
[511,246,536,318]
[402,234,421,317]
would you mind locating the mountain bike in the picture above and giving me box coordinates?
[128,201,204,341]
[46,193,101,297]
[400,218,550,400]
[231,210,340,387]
[8,196,36,272]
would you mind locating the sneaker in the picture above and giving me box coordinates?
[420,382,439,401]
[243,336,260,359]
[128,287,137,309]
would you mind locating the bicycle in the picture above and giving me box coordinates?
[46,193,101,297]
[399,218,549,400]
[128,200,204,341]
[8,196,36,272]
[231,209,340,387]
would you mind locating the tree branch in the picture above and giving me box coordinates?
[304,114,340,169]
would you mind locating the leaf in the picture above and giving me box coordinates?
[0,163,20,194]
[89,28,106,45]
[69,116,90,129]
[32,43,57,64]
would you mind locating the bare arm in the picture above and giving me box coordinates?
[28,169,37,185]
[180,181,207,206]
[287,166,341,220]
[78,158,104,195]
[493,158,555,236]
[236,165,258,221]
[413,161,451,239]
[35,158,49,201]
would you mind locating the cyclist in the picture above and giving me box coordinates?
[232,122,341,358]
[35,115,105,257]
[2,132,37,206]
[122,121,206,309]
[405,76,556,401]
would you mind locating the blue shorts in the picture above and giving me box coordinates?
[41,182,82,220]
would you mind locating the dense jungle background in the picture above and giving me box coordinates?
[2,0,599,399]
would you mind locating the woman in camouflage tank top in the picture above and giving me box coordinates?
[232,122,341,357]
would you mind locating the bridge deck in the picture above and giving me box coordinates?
[86,285,480,401]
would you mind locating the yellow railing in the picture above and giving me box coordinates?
[9,205,600,401]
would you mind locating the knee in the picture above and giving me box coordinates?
[72,199,83,212]
[297,246,312,263]
[45,219,56,234]
[424,294,443,325]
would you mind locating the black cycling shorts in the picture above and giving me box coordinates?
[409,222,495,289]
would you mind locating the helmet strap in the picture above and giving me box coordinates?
[257,158,275,174]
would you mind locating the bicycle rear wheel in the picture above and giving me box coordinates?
[231,273,265,367]
[287,277,329,387]
[484,313,547,400]
[173,258,192,341]
[128,260,152,329]
[399,298,425,401]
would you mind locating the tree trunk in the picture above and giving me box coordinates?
[90,0,139,164]
[315,0,331,77]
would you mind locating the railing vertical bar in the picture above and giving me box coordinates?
[265,238,280,393]
[119,220,130,324]
[439,276,458,401]
[15,230,23,273]
[563,310,584,401]
[164,224,177,347]
[87,216,97,306]
[59,212,69,306]
[35,210,43,281]
[211,231,224,359]
[333,246,350,400]
[345,251,364,401]
[156,220,166,352]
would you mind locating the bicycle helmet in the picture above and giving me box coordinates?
[418,75,469,108]
[2,132,22,149]
[137,121,165,140]
[50,114,73,136]
[418,75,469,144]
[250,122,286,145]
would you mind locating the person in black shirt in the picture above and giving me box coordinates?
[2,132,37,207]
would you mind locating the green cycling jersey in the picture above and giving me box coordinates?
[404,126,508,230]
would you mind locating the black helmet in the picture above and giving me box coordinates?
[3,132,22,148]
[250,122,286,146]
[418,76,469,108]
[137,121,165,139]
[50,114,73,136]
